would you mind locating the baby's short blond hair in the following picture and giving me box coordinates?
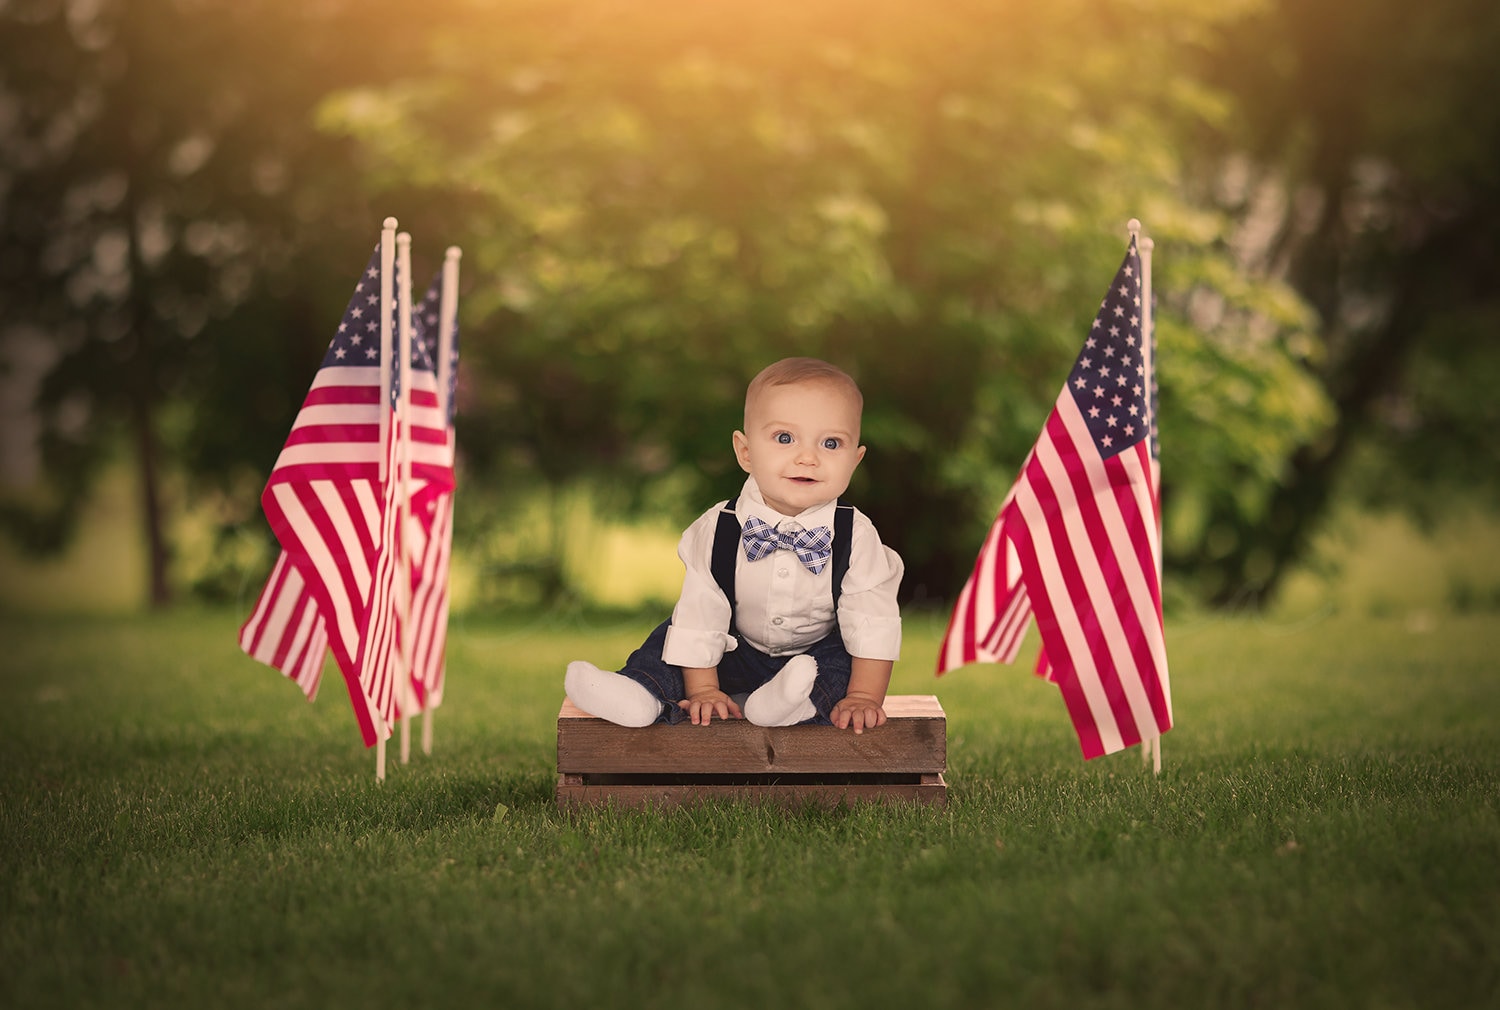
[744,357,863,425]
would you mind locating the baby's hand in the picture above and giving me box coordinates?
[678,689,743,726]
[831,692,887,735]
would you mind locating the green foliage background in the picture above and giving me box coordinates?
[2,0,1496,610]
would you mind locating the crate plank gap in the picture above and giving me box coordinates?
[557,694,946,809]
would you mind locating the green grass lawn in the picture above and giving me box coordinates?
[3,607,1497,1009]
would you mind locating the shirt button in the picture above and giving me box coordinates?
[772,617,784,626]
[777,569,789,578]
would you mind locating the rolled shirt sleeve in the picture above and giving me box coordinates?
[836,515,904,661]
[661,504,738,669]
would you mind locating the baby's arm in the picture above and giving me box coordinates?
[831,657,892,734]
[830,514,900,735]
[678,666,744,725]
[664,505,739,727]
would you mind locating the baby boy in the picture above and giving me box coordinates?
[564,357,903,732]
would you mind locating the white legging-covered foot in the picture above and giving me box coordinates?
[743,654,818,727]
[564,661,664,727]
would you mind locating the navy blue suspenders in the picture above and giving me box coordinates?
[710,496,854,635]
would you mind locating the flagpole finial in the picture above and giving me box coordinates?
[1127,218,1141,237]
[397,231,411,248]
[383,216,398,230]
[1141,237,1155,253]
[445,246,462,262]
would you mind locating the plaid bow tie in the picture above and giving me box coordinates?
[741,516,833,574]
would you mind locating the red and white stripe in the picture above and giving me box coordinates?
[255,370,401,745]
[238,550,329,699]
[938,231,1168,759]
[259,367,383,668]
[408,469,454,709]
[398,267,460,716]
[380,370,452,717]
[347,420,403,738]
[937,487,1032,670]
[239,231,405,748]
[1006,390,1170,757]
[939,390,1170,757]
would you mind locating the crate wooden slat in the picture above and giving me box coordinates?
[556,694,946,809]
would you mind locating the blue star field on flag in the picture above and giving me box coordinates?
[410,272,445,404]
[322,246,396,374]
[412,270,461,425]
[1066,238,1150,461]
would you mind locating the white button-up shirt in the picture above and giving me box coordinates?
[661,476,904,669]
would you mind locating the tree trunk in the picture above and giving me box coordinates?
[1207,212,1465,608]
[120,0,171,608]
[132,393,172,607]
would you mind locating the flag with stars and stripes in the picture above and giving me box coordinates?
[403,270,459,713]
[937,236,1171,758]
[239,238,405,747]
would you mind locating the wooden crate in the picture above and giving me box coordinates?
[556,694,946,809]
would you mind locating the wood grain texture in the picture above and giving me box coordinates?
[555,695,947,809]
[555,774,946,810]
[557,695,946,775]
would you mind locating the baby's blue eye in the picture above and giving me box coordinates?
[775,432,793,444]
[822,437,841,450]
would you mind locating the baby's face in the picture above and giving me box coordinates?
[733,379,866,517]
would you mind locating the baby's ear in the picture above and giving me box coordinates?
[732,431,752,472]
[855,444,867,465]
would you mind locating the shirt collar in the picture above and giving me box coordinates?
[737,475,838,528]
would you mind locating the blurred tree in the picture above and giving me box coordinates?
[0,0,466,604]
[25,0,1455,612]
[1193,0,1500,604]
[325,0,1327,606]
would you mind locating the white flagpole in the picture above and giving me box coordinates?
[377,218,397,488]
[424,245,462,757]
[1141,232,1159,573]
[436,246,460,439]
[1134,220,1164,777]
[396,231,419,766]
[1141,732,1162,773]
[376,217,398,784]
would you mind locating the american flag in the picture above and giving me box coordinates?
[239,239,404,746]
[937,236,1171,758]
[394,270,457,714]
[384,271,453,714]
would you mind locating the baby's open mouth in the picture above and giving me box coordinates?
[788,477,816,483]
